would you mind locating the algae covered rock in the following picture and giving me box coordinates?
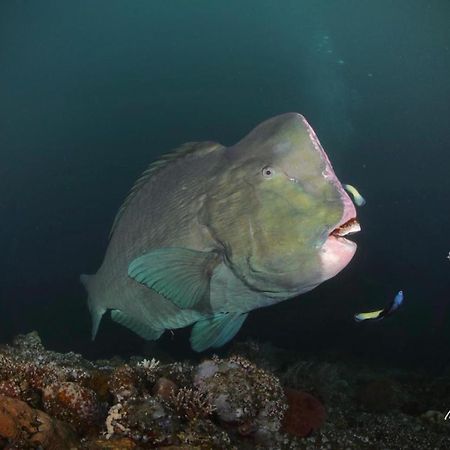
[42,381,104,432]
[194,355,287,442]
[0,394,77,449]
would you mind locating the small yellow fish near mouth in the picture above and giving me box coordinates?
[343,184,366,207]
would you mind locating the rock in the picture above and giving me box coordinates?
[87,437,137,449]
[420,409,445,423]
[0,379,22,399]
[357,378,405,413]
[153,377,178,401]
[42,381,103,432]
[105,395,177,444]
[0,394,77,448]
[281,388,326,437]
[85,369,112,402]
[419,409,450,432]
[108,365,141,402]
[194,355,287,443]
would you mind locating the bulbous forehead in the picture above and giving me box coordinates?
[225,113,328,175]
[225,113,345,200]
[226,112,310,160]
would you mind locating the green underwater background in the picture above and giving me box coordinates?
[2,2,450,448]
[1,0,450,372]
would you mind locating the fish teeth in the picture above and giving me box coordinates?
[332,218,361,237]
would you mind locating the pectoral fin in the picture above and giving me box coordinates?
[190,312,248,352]
[128,248,219,309]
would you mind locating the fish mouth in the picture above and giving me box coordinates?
[320,213,360,281]
[327,186,361,245]
[330,217,361,242]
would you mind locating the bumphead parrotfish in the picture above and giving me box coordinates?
[81,113,360,351]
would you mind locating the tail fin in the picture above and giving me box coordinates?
[80,274,106,340]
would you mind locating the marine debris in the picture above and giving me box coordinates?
[0,332,450,449]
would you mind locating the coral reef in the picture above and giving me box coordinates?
[1,333,450,449]
[0,333,290,448]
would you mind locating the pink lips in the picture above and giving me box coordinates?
[330,193,360,239]
[320,232,357,281]
[320,190,360,281]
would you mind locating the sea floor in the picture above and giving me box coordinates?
[0,332,449,449]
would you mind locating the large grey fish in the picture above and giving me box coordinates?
[81,113,360,351]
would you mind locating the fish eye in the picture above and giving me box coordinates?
[262,166,275,178]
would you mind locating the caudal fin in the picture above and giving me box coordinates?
[80,274,106,340]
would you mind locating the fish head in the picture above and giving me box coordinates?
[205,113,359,297]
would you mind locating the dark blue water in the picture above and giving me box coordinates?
[1,0,449,369]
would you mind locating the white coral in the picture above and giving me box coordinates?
[137,358,160,370]
[105,403,130,439]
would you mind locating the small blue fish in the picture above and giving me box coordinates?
[354,290,404,322]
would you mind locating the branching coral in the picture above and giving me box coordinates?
[169,386,216,420]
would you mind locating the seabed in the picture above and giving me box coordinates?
[0,332,449,449]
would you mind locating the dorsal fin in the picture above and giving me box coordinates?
[110,141,223,238]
